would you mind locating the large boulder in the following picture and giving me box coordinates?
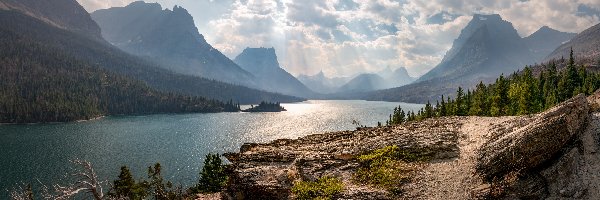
[476,94,589,181]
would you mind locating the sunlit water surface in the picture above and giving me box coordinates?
[0,100,422,197]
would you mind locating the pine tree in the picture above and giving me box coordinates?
[455,87,465,116]
[559,48,579,101]
[469,81,487,116]
[424,101,434,118]
[490,75,508,116]
[111,166,148,200]
[195,153,228,193]
[439,95,447,116]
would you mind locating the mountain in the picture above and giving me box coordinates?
[0,0,102,40]
[378,67,416,88]
[0,0,301,113]
[524,26,576,63]
[417,14,534,83]
[233,47,315,97]
[338,73,388,93]
[90,1,256,87]
[337,67,415,93]
[362,14,562,103]
[0,10,244,123]
[297,71,351,94]
[545,23,600,65]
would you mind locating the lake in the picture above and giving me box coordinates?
[0,100,423,197]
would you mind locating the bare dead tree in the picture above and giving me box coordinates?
[40,159,107,200]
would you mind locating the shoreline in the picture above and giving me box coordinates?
[0,115,106,126]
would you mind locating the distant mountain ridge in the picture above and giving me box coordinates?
[297,67,414,94]
[378,67,416,88]
[337,67,415,93]
[234,47,315,97]
[363,14,577,103]
[525,26,577,63]
[297,71,351,94]
[545,23,600,65]
[91,1,257,87]
[338,73,388,93]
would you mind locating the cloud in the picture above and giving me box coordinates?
[77,0,600,78]
[76,0,132,12]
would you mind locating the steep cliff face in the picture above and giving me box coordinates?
[0,0,102,40]
[91,2,257,87]
[223,92,600,199]
[234,47,315,97]
[418,14,533,83]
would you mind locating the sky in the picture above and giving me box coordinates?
[77,0,600,78]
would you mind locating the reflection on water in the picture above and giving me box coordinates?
[0,100,422,197]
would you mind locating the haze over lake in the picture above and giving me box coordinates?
[0,100,422,197]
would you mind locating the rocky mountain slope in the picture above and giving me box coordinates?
[524,26,577,63]
[233,47,315,97]
[417,14,533,83]
[363,14,576,103]
[221,92,600,199]
[91,1,257,87]
[545,23,600,66]
[0,0,102,40]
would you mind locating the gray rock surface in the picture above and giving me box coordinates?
[222,119,462,199]
[476,94,589,181]
[220,92,600,200]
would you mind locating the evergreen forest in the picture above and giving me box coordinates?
[387,50,599,125]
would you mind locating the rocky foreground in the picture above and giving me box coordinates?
[217,93,600,199]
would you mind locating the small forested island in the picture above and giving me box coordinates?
[242,101,286,112]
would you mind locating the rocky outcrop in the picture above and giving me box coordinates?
[476,94,589,181]
[475,94,600,199]
[222,119,462,199]
[222,92,599,199]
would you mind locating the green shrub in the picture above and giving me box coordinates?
[291,176,344,200]
[354,145,432,195]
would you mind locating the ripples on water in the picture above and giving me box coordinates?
[0,100,423,197]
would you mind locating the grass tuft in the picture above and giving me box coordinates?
[354,145,432,195]
[291,176,344,200]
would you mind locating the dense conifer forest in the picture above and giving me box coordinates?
[0,10,303,107]
[387,50,600,125]
[0,11,243,123]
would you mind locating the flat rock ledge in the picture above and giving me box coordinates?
[222,118,462,199]
[217,93,600,200]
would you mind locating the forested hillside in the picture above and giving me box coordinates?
[387,50,600,124]
[0,10,303,105]
[0,13,239,123]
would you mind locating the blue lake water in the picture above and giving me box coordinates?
[0,100,423,197]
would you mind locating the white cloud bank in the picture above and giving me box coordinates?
[78,0,600,77]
